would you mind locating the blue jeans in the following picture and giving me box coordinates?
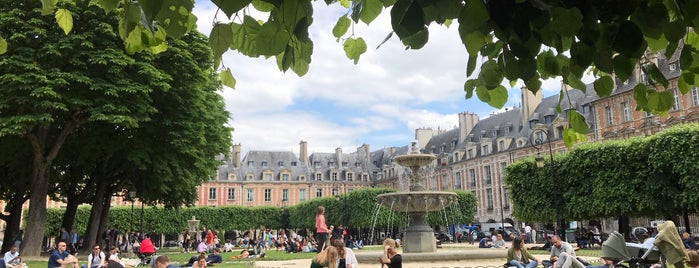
[510,260,538,268]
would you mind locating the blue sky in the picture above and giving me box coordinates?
[192,2,564,155]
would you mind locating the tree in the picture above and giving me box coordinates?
[0,0,172,256]
[24,0,699,137]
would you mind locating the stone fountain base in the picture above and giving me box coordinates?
[354,249,507,263]
[403,213,436,253]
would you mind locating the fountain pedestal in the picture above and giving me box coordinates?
[403,213,437,253]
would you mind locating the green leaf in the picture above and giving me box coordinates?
[209,23,233,62]
[647,91,674,113]
[124,25,144,54]
[97,0,120,13]
[343,37,367,64]
[612,21,647,59]
[678,71,699,94]
[333,16,351,39]
[252,0,275,12]
[612,54,636,82]
[562,127,586,147]
[475,85,490,102]
[256,21,290,56]
[641,63,669,88]
[230,16,262,57]
[138,0,164,23]
[400,28,429,49]
[457,0,489,33]
[567,110,589,134]
[40,0,57,15]
[633,84,649,111]
[479,60,503,89]
[462,30,487,55]
[486,85,508,109]
[220,68,237,89]
[0,36,6,54]
[391,0,426,39]
[464,79,476,99]
[466,54,477,77]
[360,0,383,24]
[524,76,542,93]
[155,0,194,38]
[211,0,252,18]
[593,75,614,97]
[550,7,583,36]
[55,9,73,35]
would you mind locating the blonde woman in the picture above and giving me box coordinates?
[310,246,339,268]
[493,233,506,248]
[315,206,330,252]
[379,238,401,268]
[331,238,358,268]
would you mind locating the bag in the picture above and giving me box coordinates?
[576,257,591,266]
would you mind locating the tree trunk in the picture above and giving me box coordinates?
[1,197,25,253]
[618,215,630,241]
[683,210,691,234]
[21,159,50,257]
[83,179,108,252]
[60,196,80,234]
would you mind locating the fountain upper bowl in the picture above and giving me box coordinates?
[376,191,458,213]
[393,153,436,167]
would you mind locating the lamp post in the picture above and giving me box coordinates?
[129,191,136,234]
[530,128,560,236]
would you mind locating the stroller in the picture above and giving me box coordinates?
[601,221,686,268]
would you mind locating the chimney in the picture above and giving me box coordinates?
[335,147,343,166]
[414,128,434,150]
[521,86,542,124]
[299,141,308,164]
[458,112,479,143]
[231,144,241,168]
[357,144,370,164]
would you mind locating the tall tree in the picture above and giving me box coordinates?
[0,0,171,256]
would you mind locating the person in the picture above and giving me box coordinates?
[378,238,401,268]
[206,248,222,266]
[139,236,155,256]
[182,229,191,253]
[13,230,23,249]
[493,233,506,248]
[524,224,532,244]
[205,230,214,252]
[467,224,477,245]
[549,235,585,268]
[82,244,105,268]
[70,230,80,254]
[196,240,207,254]
[48,242,79,268]
[230,249,265,259]
[687,250,699,268]
[310,246,338,268]
[3,245,23,268]
[315,206,330,253]
[223,240,233,253]
[331,238,358,268]
[585,258,614,268]
[508,237,538,268]
[153,255,180,268]
[682,232,696,250]
[479,237,492,248]
[107,247,127,267]
[191,255,206,268]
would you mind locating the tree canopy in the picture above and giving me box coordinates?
[16,0,699,138]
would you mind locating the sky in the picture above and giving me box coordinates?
[191,1,565,156]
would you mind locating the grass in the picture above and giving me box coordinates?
[23,245,602,268]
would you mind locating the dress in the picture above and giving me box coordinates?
[48,250,69,268]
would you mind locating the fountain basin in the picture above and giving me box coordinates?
[376,191,458,213]
[393,153,436,167]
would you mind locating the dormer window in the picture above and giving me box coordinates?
[261,161,268,167]
[669,63,677,71]
[544,115,554,124]
[278,161,284,167]
[529,119,539,129]
[342,162,348,168]
[355,162,361,167]
[247,161,254,166]
[314,161,321,168]
[328,161,334,167]
[440,145,446,152]
[291,161,297,166]
[451,140,457,147]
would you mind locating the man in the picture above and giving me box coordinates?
[467,224,477,245]
[3,245,22,268]
[48,242,79,268]
[478,237,491,248]
[682,232,696,250]
[549,235,585,268]
[525,224,532,243]
[206,248,223,266]
[152,255,180,268]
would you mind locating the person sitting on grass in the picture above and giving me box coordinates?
[48,242,79,268]
[479,237,492,248]
[206,248,222,266]
[230,249,266,259]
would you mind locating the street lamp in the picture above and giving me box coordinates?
[530,128,559,236]
[129,191,136,234]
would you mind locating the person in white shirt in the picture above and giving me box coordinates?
[525,225,532,243]
[331,239,358,268]
[3,245,23,268]
[82,245,106,268]
[223,240,234,252]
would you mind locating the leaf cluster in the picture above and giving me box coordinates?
[506,123,699,222]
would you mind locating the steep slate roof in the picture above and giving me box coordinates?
[423,129,460,155]
[455,108,522,155]
[236,151,308,181]
[307,152,371,175]
[520,86,599,141]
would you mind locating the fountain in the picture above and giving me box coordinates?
[376,141,458,253]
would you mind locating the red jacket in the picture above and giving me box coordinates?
[139,238,155,254]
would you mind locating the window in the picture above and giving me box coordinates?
[441,175,448,190]
[331,172,338,181]
[278,161,284,167]
[314,161,321,168]
[455,172,462,190]
[263,173,272,181]
[498,140,505,151]
[503,188,510,209]
[332,188,339,196]
[208,188,216,200]
[315,173,322,181]
[346,173,354,181]
[261,161,268,167]
[264,189,271,202]
[342,162,348,168]
[482,145,490,155]
[328,161,334,167]
[362,174,368,182]
[469,169,476,188]
[440,145,445,152]
[282,189,289,201]
[544,115,554,124]
[247,161,254,166]
[500,162,507,176]
[355,162,361,167]
[246,189,253,202]
[693,86,699,107]
[640,69,649,84]
[429,176,437,191]
[227,188,235,200]
[281,174,289,181]
[484,165,492,185]
[672,89,680,111]
[467,149,473,158]
[486,188,494,209]
[246,174,253,181]
[316,188,323,197]
[299,189,307,201]
[604,106,613,126]
[291,161,297,166]
[669,63,677,71]
[621,102,630,122]
[299,175,306,181]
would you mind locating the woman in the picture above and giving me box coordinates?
[507,237,538,268]
[493,233,506,248]
[379,238,401,268]
[331,239,358,268]
[310,246,339,268]
[315,206,330,252]
[192,254,207,268]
